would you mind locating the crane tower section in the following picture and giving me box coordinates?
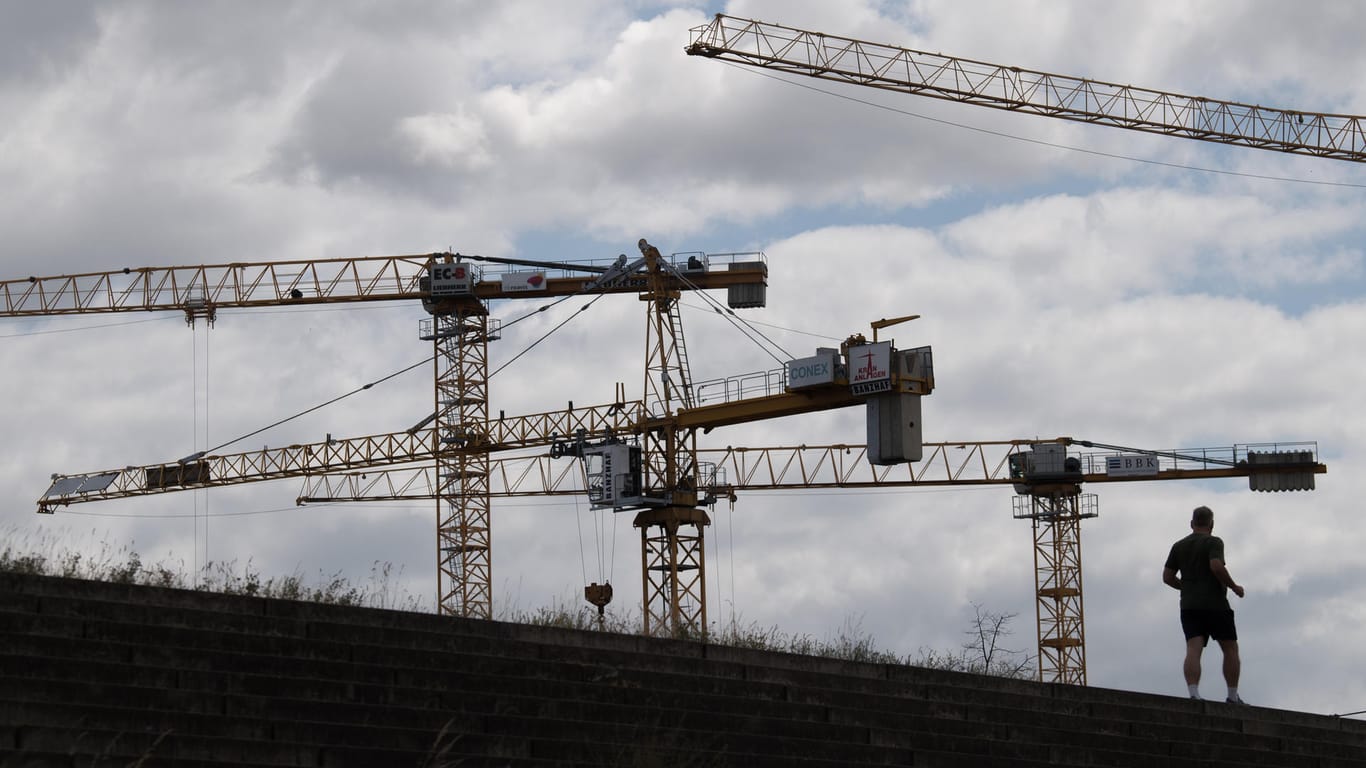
[419,257,498,618]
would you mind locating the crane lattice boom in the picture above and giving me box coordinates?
[290,439,1325,502]
[687,14,1366,163]
[37,401,647,512]
[0,253,767,320]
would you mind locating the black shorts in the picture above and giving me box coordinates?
[1180,608,1237,645]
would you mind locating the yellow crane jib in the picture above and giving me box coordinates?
[686,13,1366,163]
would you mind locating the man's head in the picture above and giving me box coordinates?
[1191,505,1214,531]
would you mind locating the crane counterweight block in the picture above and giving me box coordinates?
[1246,449,1318,492]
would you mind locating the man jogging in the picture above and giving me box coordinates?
[1162,505,1246,703]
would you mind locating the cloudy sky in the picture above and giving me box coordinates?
[3,0,1365,716]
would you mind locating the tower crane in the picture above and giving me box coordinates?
[6,242,947,636]
[21,292,939,634]
[2,242,778,625]
[683,13,1347,682]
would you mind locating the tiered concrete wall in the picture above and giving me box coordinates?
[2,572,1363,767]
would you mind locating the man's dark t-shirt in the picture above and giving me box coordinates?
[1164,533,1230,610]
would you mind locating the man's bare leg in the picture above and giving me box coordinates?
[1218,639,1242,702]
[1184,637,1205,697]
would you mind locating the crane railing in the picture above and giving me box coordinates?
[687,14,1366,163]
[694,367,787,406]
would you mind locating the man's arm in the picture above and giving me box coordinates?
[1210,558,1245,598]
[1162,567,1181,591]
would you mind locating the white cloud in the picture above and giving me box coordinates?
[397,110,494,171]
[2,0,1365,717]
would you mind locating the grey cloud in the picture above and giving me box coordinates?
[0,1,102,86]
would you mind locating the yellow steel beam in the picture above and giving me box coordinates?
[688,14,1366,163]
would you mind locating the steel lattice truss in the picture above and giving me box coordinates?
[38,401,646,512]
[292,439,1323,502]
[687,14,1366,162]
[432,312,494,618]
[0,256,433,318]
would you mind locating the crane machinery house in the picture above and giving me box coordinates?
[788,342,934,466]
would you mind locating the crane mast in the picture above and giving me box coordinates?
[636,240,708,635]
[422,256,497,618]
[686,14,1366,163]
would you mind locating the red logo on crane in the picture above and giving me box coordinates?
[857,349,883,379]
[849,342,892,395]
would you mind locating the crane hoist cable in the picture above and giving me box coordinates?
[190,356,431,460]
[189,264,618,458]
[670,266,793,365]
[0,315,177,339]
[574,492,589,589]
[489,293,608,379]
[576,494,614,595]
[680,301,845,343]
[718,60,1366,190]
